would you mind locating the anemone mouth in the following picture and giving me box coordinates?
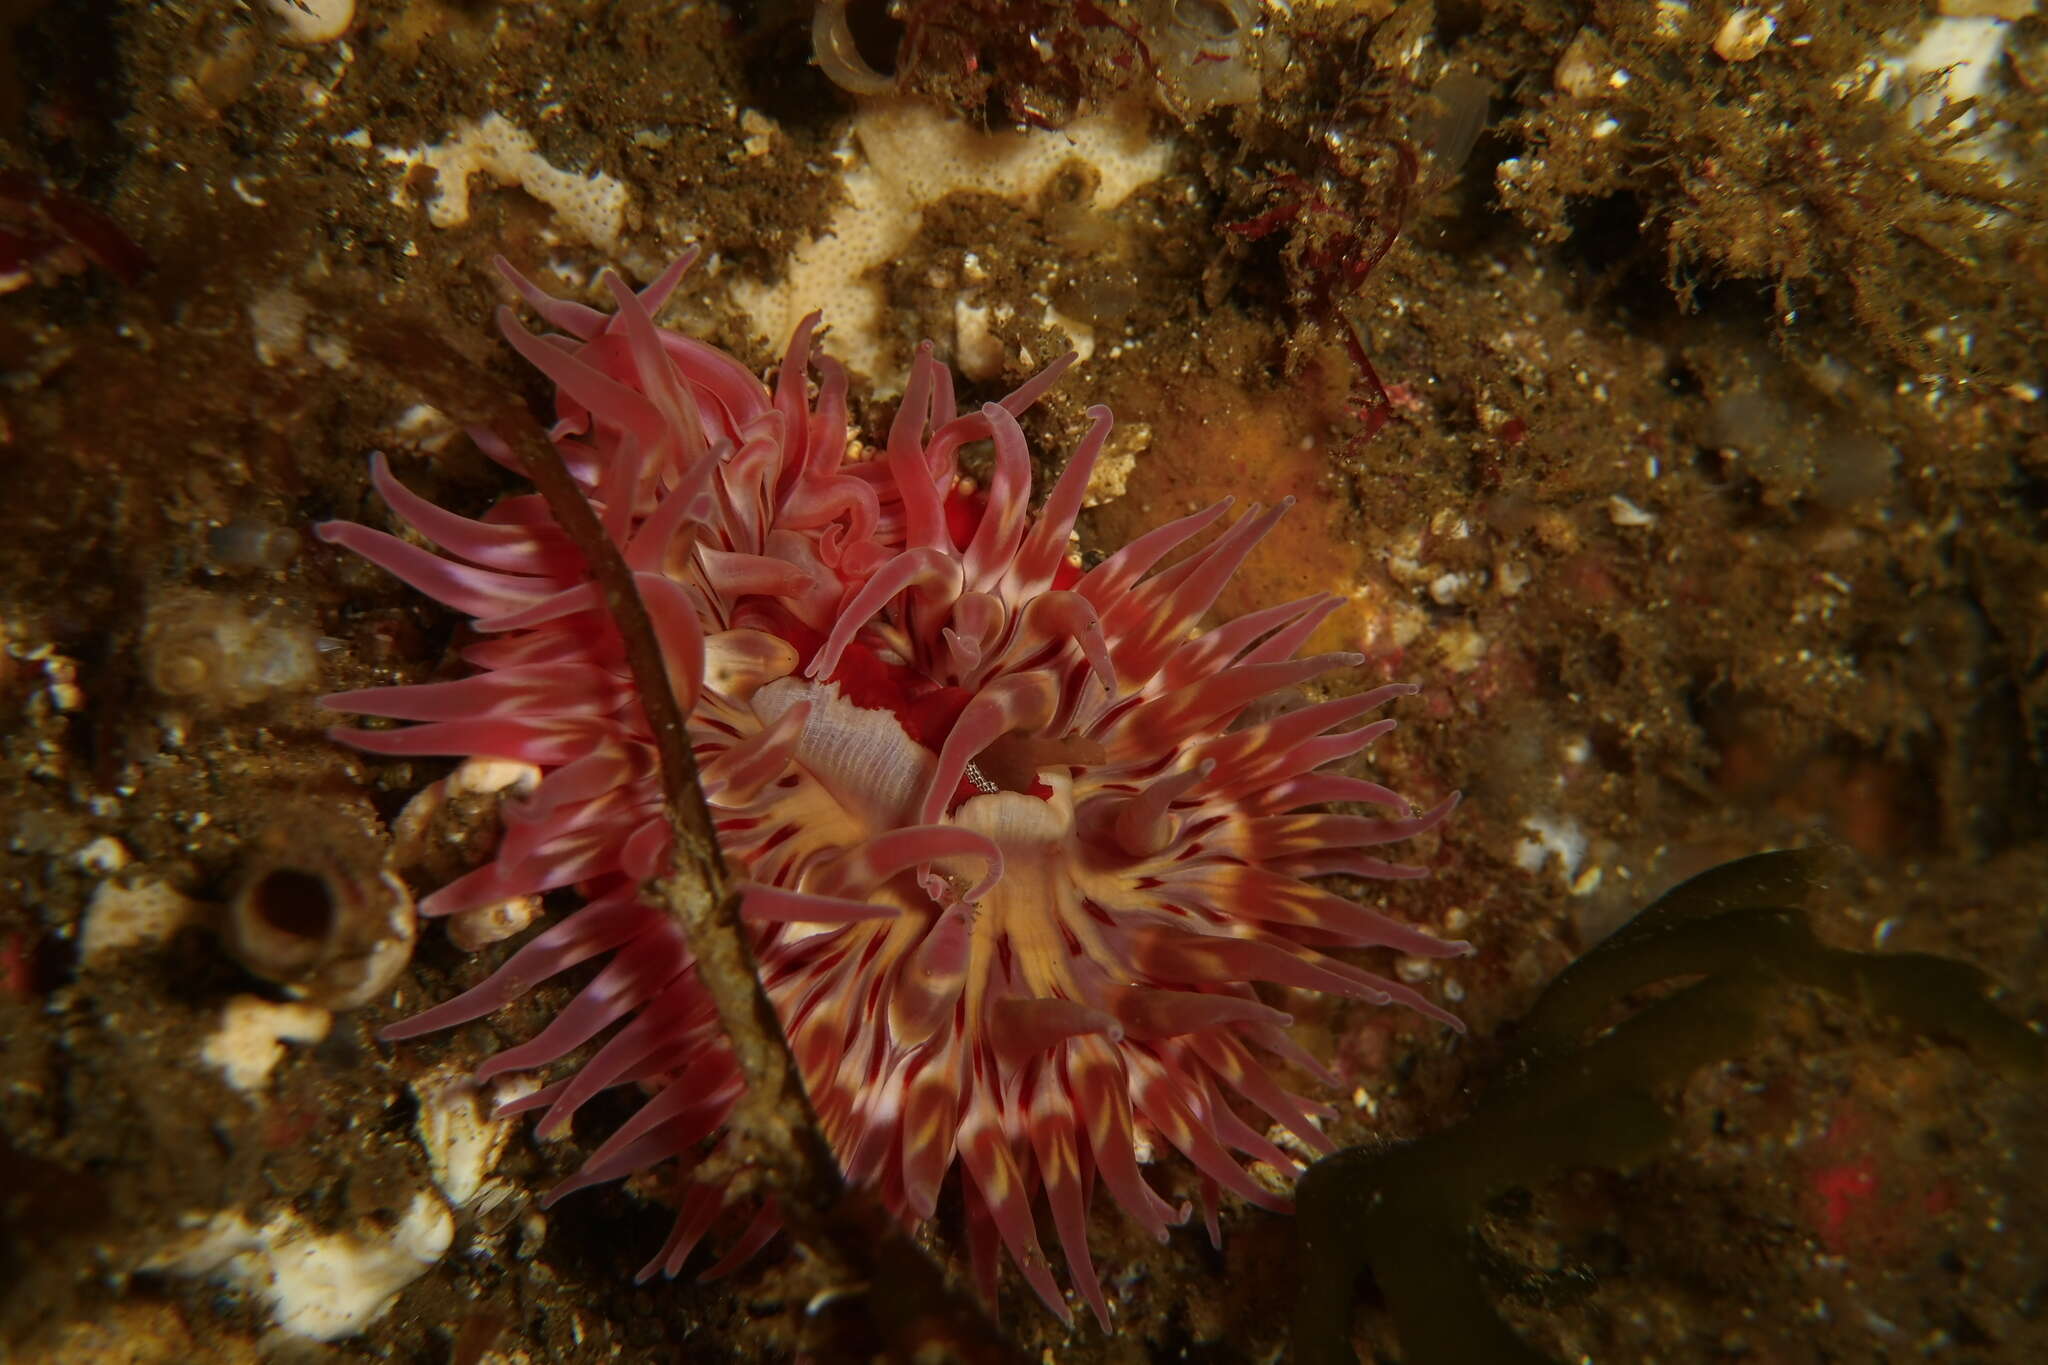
[323,255,1463,1328]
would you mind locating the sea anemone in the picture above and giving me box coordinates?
[319,253,1465,1326]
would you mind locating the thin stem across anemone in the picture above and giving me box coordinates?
[510,326,1031,1365]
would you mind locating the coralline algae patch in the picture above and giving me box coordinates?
[151,1194,454,1343]
[384,112,632,252]
[729,98,1174,389]
[1080,352,1393,658]
[111,1001,533,1348]
[374,93,1178,398]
